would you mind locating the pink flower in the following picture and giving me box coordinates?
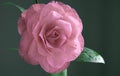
[18,1,84,73]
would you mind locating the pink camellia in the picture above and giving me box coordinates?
[18,1,84,73]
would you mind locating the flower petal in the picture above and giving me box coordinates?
[47,53,65,68]
[19,31,34,64]
[40,1,64,20]
[58,2,81,21]
[62,39,82,61]
[25,4,45,36]
[54,20,72,37]
[39,56,70,73]
[64,16,82,40]
[27,39,39,65]
[18,11,27,35]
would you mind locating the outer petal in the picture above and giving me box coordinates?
[19,31,42,65]
[58,2,81,21]
[79,34,84,51]
[65,16,83,39]
[18,11,27,35]
[39,57,70,73]
[19,31,33,64]
[58,1,83,34]
[25,4,45,36]
[47,49,66,68]
[40,1,64,20]
[57,1,83,33]
[46,38,82,67]
[63,38,83,61]
[27,39,40,65]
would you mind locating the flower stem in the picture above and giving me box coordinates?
[35,0,39,4]
[50,69,67,76]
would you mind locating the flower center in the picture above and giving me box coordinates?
[51,31,59,38]
[45,30,62,48]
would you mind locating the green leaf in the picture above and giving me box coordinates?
[76,47,105,64]
[1,2,25,12]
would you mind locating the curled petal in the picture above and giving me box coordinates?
[54,20,72,37]
[33,11,62,40]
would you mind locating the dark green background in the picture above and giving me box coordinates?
[0,0,120,76]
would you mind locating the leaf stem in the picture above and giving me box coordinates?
[1,2,25,12]
[35,0,39,4]
[50,69,67,76]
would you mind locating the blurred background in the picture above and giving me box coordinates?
[0,0,120,76]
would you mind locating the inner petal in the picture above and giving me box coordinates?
[51,31,59,38]
[46,29,66,48]
[46,30,60,39]
[46,30,60,47]
[54,20,72,38]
